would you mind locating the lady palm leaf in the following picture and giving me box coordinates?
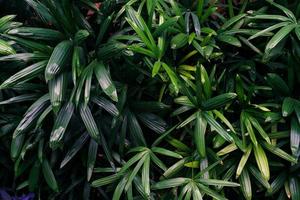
[0,0,300,199]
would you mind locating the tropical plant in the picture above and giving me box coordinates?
[0,0,300,200]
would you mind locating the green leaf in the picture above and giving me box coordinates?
[94,60,118,102]
[127,111,147,146]
[162,62,180,94]
[153,16,179,37]
[137,113,167,134]
[198,178,240,187]
[25,0,57,26]
[163,157,190,178]
[221,14,246,30]
[266,0,296,22]
[248,21,291,40]
[84,65,93,106]
[212,134,226,149]
[0,94,39,105]
[295,106,300,125]
[269,131,289,139]
[239,168,252,200]
[8,27,64,41]
[0,15,16,28]
[192,40,204,56]
[128,44,156,58]
[142,154,150,196]
[125,6,156,52]
[202,93,237,110]
[50,102,74,148]
[267,172,287,195]
[166,136,190,153]
[200,65,212,99]
[149,152,167,171]
[0,60,47,89]
[174,96,195,107]
[152,125,178,147]
[151,147,182,159]
[45,40,73,81]
[72,46,85,86]
[196,0,204,17]
[60,133,89,168]
[79,104,100,141]
[74,29,90,45]
[177,112,197,128]
[253,144,270,181]
[218,35,241,47]
[3,34,53,53]
[216,143,238,156]
[247,14,291,21]
[127,146,148,154]
[191,12,200,36]
[146,0,154,15]
[198,158,211,179]
[244,116,258,146]
[197,183,227,200]
[289,177,300,200]
[91,173,123,187]
[248,164,270,189]
[0,52,47,62]
[228,0,234,18]
[96,15,113,46]
[180,81,198,106]
[28,161,40,191]
[249,116,271,144]
[0,39,16,55]
[13,94,49,138]
[48,73,66,113]
[152,60,161,77]
[290,117,300,157]
[184,161,199,168]
[75,64,90,107]
[191,182,202,200]
[124,154,146,191]
[261,141,297,163]
[171,33,188,49]
[152,178,190,189]
[239,36,262,55]
[200,6,217,23]
[42,159,59,192]
[266,73,290,96]
[92,96,119,117]
[87,139,98,181]
[282,97,295,117]
[236,144,252,178]
[194,112,207,158]
[119,151,147,174]
[295,26,300,41]
[131,101,170,112]
[180,183,193,200]
[11,134,25,160]
[112,176,128,200]
[265,24,296,54]
[79,0,99,11]
[213,110,235,133]
[203,112,233,142]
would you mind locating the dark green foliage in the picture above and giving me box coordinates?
[0,0,300,199]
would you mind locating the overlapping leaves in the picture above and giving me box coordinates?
[0,0,300,200]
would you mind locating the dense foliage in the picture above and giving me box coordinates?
[0,0,300,199]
